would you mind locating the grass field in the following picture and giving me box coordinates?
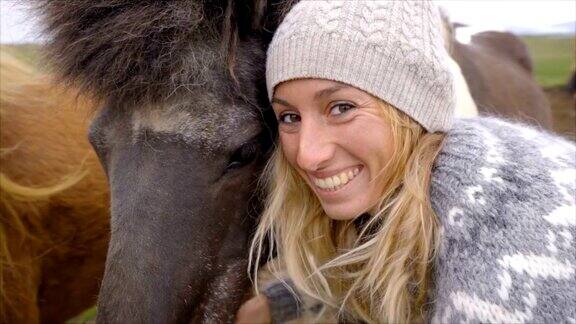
[522,35,575,87]
[1,43,40,67]
[67,307,97,324]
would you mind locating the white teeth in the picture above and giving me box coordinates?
[312,167,360,190]
[325,177,334,188]
[333,176,341,186]
[339,173,348,185]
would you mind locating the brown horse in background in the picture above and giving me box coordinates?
[0,49,109,323]
[451,31,553,128]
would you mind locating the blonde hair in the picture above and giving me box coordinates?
[250,99,446,323]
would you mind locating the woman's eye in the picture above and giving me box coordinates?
[329,103,355,116]
[279,113,300,124]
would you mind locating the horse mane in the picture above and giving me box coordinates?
[0,49,108,322]
[1,48,85,245]
[34,0,276,108]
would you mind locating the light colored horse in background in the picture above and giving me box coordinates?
[0,49,109,323]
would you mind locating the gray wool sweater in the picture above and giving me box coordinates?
[262,117,576,323]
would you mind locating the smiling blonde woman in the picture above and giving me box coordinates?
[237,1,576,323]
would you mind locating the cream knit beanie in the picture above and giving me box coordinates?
[266,0,456,132]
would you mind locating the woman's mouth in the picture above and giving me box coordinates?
[311,167,361,192]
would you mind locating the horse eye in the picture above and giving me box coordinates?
[226,141,260,171]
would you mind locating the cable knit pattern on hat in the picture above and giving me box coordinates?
[266,0,455,132]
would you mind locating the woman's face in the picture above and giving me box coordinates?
[272,79,395,220]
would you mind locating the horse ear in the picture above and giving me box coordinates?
[35,1,230,106]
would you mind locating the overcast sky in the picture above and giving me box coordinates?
[1,0,575,44]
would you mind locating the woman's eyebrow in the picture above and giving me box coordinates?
[271,97,296,109]
[314,84,350,101]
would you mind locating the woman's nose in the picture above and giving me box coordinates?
[296,120,334,172]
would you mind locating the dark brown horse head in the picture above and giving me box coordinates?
[90,80,273,323]
[37,1,279,322]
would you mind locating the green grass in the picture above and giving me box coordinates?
[66,306,97,324]
[0,43,40,67]
[522,35,575,87]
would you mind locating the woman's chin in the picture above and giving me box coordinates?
[322,202,367,221]
[316,186,367,220]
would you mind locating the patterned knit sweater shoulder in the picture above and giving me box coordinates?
[263,117,576,323]
[429,117,575,323]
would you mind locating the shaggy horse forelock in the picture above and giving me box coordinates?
[35,0,285,108]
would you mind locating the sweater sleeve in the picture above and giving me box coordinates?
[262,278,322,323]
[262,279,301,323]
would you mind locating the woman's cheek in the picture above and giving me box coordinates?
[280,133,299,166]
